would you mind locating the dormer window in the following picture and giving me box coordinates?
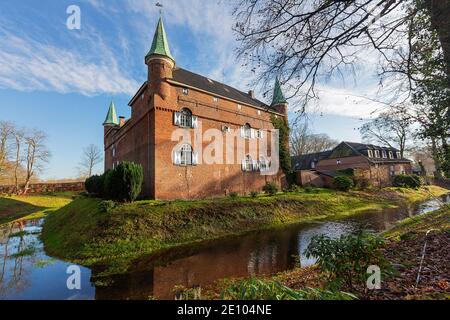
[389,151,394,159]
[367,150,373,158]
[396,152,401,159]
[382,150,387,158]
[311,161,316,169]
[374,150,380,158]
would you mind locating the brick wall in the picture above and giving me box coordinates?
[0,182,85,195]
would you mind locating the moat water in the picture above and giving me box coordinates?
[0,194,449,300]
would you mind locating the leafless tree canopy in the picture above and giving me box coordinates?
[232,0,450,109]
[22,130,51,194]
[78,144,102,178]
[359,104,414,157]
[290,121,338,156]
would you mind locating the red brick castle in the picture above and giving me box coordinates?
[103,17,288,200]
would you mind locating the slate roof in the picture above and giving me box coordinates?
[291,150,332,170]
[170,68,276,111]
[343,141,411,162]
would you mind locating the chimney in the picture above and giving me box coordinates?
[119,116,125,127]
[248,90,255,99]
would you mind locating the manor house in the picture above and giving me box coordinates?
[103,17,288,199]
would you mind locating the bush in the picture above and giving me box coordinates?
[228,192,239,199]
[99,200,116,213]
[333,176,354,191]
[85,174,105,196]
[250,191,259,198]
[305,231,390,290]
[262,182,278,196]
[104,162,144,202]
[220,278,356,300]
[355,177,371,190]
[393,174,422,189]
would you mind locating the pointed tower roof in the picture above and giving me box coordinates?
[103,101,119,126]
[145,17,175,63]
[271,77,287,106]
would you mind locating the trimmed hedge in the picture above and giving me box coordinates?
[333,176,354,192]
[393,174,422,189]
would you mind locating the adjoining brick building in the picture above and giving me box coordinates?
[103,17,288,200]
[292,141,413,187]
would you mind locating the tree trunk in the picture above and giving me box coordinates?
[425,0,450,84]
[430,137,443,178]
[13,138,21,195]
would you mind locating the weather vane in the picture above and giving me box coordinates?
[156,2,163,15]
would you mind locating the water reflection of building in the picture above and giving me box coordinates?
[95,229,299,300]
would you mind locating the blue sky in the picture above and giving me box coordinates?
[0,0,383,180]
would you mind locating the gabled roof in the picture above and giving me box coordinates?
[169,67,279,111]
[146,17,174,63]
[292,150,332,170]
[271,77,287,106]
[103,101,119,126]
[341,141,411,162]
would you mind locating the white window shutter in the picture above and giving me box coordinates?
[250,128,255,139]
[173,151,181,165]
[192,152,198,165]
[241,159,246,171]
[191,116,198,128]
[174,112,181,126]
[252,160,258,171]
[259,130,264,139]
[240,126,245,138]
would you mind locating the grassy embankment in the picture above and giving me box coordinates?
[202,189,450,300]
[0,192,76,225]
[41,185,448,274]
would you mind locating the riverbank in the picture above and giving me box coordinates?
[202,194,450,300]
[41,186,448,274]
[0,192,76,225]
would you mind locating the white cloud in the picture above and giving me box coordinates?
[0,23,139,96]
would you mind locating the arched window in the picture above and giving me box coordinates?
[259,156,269,172]
[180,108,192,128]
[243,123,251,139]
[245,154,253,171]
[180,143,193,165]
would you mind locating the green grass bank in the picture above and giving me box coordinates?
[0,192,76,225]
[41,185,448,273]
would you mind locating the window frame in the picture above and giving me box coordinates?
[367,150,373,158]
[374,150,380,158]
[381,150,387,158]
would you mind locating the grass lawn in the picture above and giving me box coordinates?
[0,191,77,225]
[41,185,449,275]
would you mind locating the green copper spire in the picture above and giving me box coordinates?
[146,17,174,62]
[271,77,287,106]
[103,101,119,126]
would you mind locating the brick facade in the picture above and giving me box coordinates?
[104,22,287,200]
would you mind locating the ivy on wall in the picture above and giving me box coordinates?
[271,116,294,184]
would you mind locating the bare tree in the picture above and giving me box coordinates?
[290,121,338,156]
[232,0,450,110]
[78,144,102,178]
[0,121,14,176]
[12,128,25,194]
[360,106,413,157]
[22,130,50,195]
